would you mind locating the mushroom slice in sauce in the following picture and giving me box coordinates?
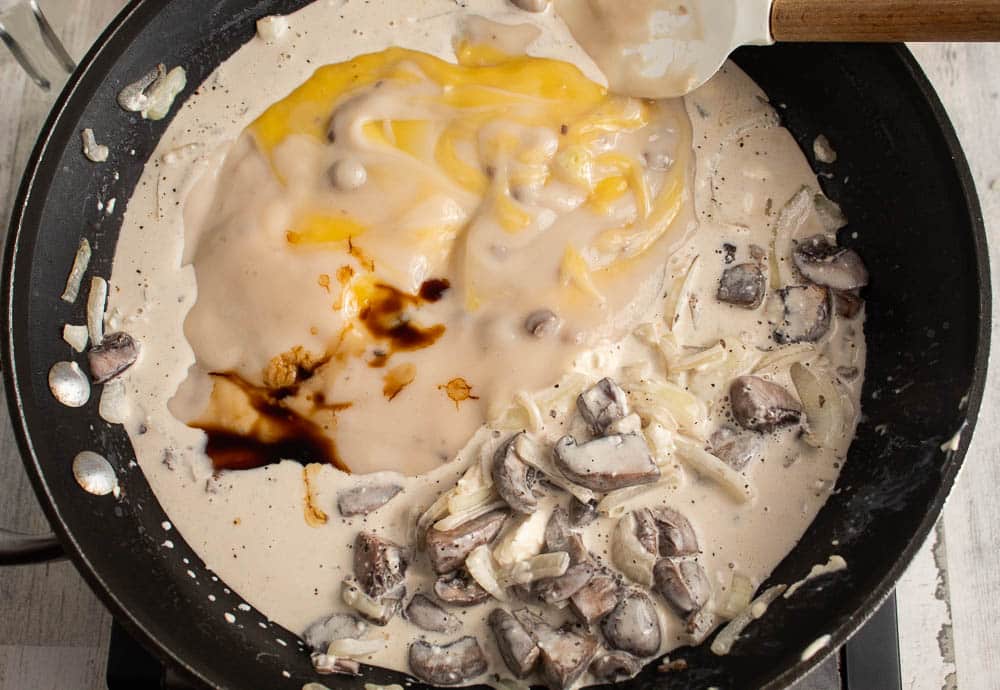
[511,0,550,11]
[576,378,629,434]
[337,484,403,517]
[303,613,368,653]
[425,509,508,574]
[590,650,643,683]
[602,589,662,658]
[489,608,541,678]
[514,610,599,690]
[729,375,803,433]
[311,652,361,676]
[407,636,488,686]
[544,506,589,565]
[553,434,659,492]
[524,308,560,338]
[649,507,699,558]
[716,263,765,309]
[653,559,711,617]
[834,290,864,318]
[793,235,869,290]
[434,569,492,606]
[405,593,460,634]
[354,532,408,600]
[569,497,599,527]
[535,563,597,604]
[492,433,539,514]
[569,573,620,624]
[88,332,139,383]
[709,426,762,471]
[773,284,832,344]
[633,508,660,556]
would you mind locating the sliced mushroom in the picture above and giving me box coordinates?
[709,426,762,471]
[653,558,710,617]
[834,290,864,318]
[525,309,560,338]
[354,532,408,600]
[729,375,802,433]
[489,608,540,678]
[649,507,699,558]
[717,263,765,309]
[337,484,402,517]
[603,589,662,658]
[553,434,659,492]
[425,509,508,574]
[569,573,620,624]
[569,497,599,527]
[536,563,597,604]
[773,285,832,344]
[311,652,361,676]
[793,235,869,290]
[544,506,589,564]
[633,509,660,556]
[590,651,643,683]
[576,378,629,434]
[88,332,139,383]
[514,610,599,690]
[408,637,488,686]
[493,433,539,514]
[303,613,368,653]
[405,593,460,634]
[434,569,492,606]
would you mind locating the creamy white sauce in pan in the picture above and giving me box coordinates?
[101,1,865,686]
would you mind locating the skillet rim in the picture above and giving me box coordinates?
[1,1,991,687]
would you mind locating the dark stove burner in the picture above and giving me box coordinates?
[106,594,902,690]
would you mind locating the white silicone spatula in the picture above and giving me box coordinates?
[555,0,1000,98]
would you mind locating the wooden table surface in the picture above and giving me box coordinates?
[0,3,997,689]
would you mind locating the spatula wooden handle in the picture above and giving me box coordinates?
[771,0,1000,41]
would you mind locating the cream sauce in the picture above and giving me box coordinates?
[104,0,864,687]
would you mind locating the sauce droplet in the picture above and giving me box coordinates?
[438,378,479,410]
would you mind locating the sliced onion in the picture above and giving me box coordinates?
[62,324,89,353]
[612,511,656,587]
[511,433,596,504]
[597,474,680,519]
[711,585,786,655]
[664,255,700,332]
[770,187,813,289]
[86,277,108,346]
[465,544,508,601]
[789,362,843,448]
[674,436,752,503]
[752,343,816,375]
[502,551,570,586]
[492,505,551,568]
[326,638,385,658]
[341,578,394,622]
[718,572,755,620]
[433,500,507,532]
[672,341,727,372]
[627,380,708,440]
[61,238,91,304]
[99,378,129,425]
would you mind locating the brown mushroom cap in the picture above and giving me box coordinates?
[489,608,541,678]
[774,284,832,344]
[88,332,139,383]
[649,507,699,557]
[408,637,488,686]
[653,558,710,617]
[602,589,662,658]
[729,375,803,433]
[709,426,763,471]
[492,433,539,514]
[553,433,660,492]
[424,509,509,574]
[354,532,408,600]
[514,609,599,690]
[590,650,643,683]
[337,484,402,517]
[434,570,492,606]
[405,593,460,634]
[717,263,765,309]
[576,378,630,434]
[793,235,869,290]
[569,573,620,624]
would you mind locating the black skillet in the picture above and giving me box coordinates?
[0,0,990,688]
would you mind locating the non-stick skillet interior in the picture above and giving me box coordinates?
[2,0,988,688]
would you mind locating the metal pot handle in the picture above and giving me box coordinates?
[0,527,64,564]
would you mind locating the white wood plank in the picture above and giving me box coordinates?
[908,42,1000,690]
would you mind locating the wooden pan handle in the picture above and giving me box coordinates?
[771,0,1000,42]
